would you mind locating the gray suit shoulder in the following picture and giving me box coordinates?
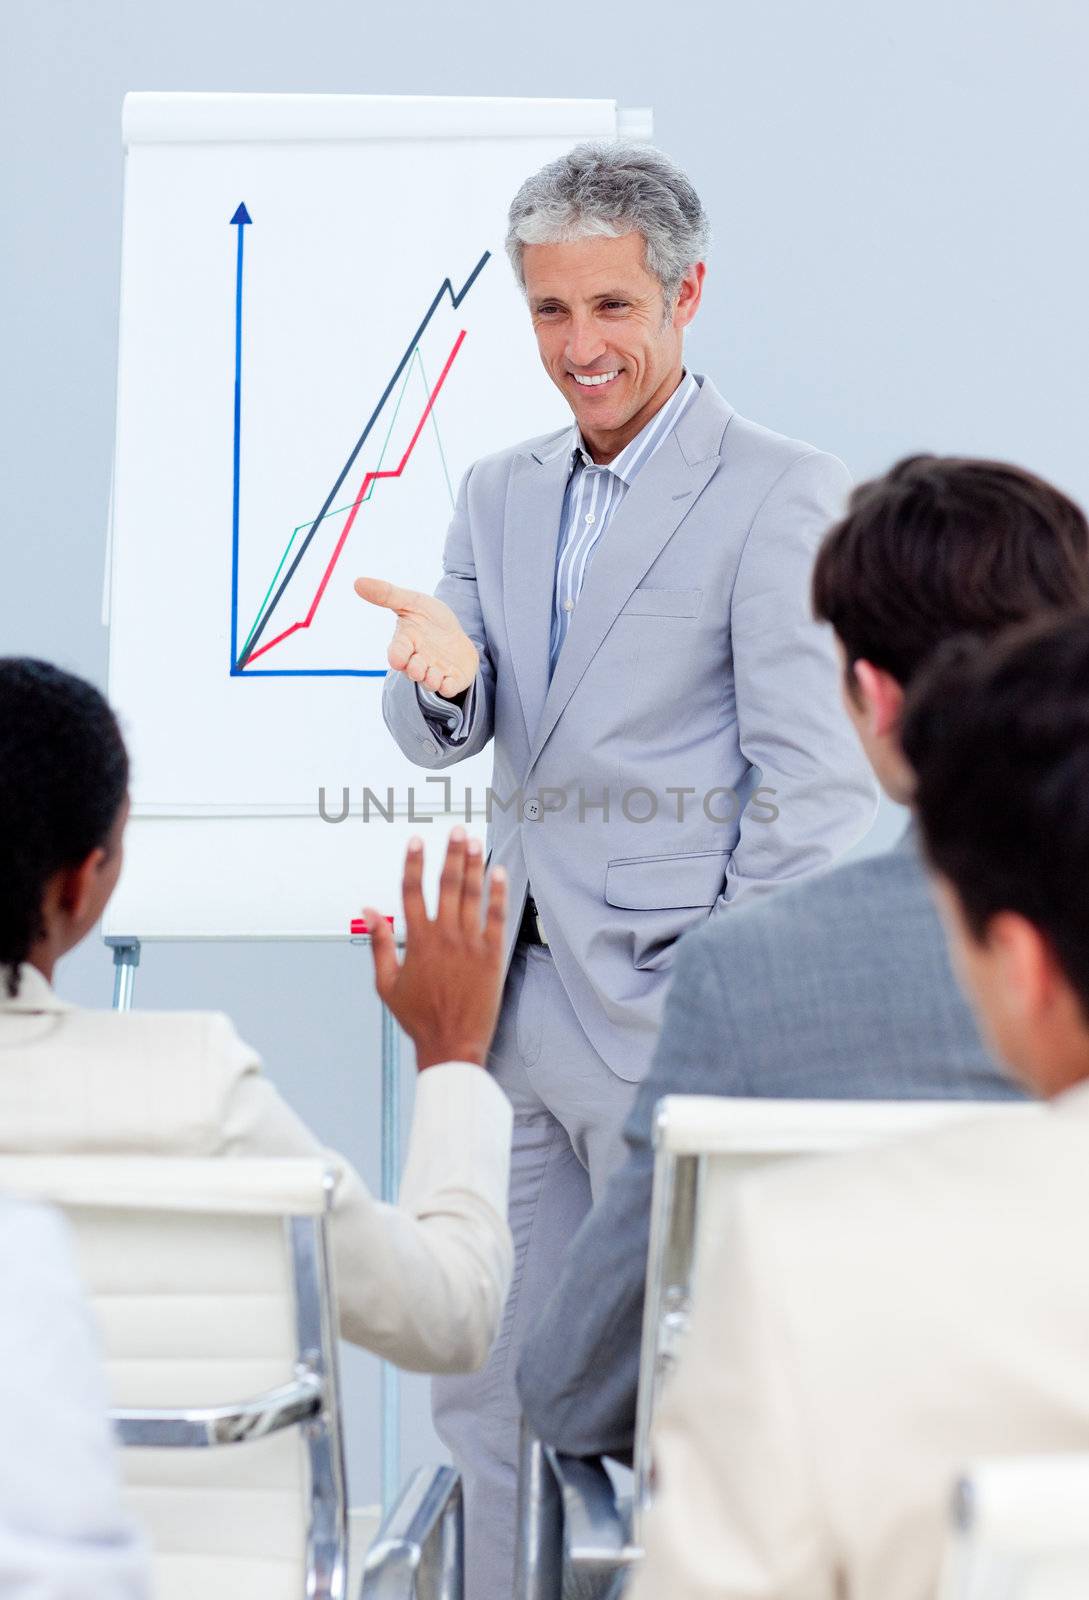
[675,830,1023,1101]
[676,840,917,1007]
[704,832,923,948]
[721,407,852,500]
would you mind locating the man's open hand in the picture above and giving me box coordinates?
[354,577,479,699]
[363,830,507,1071]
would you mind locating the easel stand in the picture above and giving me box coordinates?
[105,933,404,1511]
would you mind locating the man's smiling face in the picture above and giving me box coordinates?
[522,231,704,462]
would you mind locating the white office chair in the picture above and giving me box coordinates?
[0,1156,462,1600]
[937,1454,1089,1600]
[515,1094,1039,1600]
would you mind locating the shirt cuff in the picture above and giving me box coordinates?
[417,681,475,742]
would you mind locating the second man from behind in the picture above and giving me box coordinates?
[519,452,1089,1463]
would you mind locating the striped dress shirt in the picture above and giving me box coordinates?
[419,370,699,734]
[546,370,698,674]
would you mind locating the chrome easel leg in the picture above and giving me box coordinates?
[380,999,403,1513]
[353,931,405,1513]
[107,937,141,1012]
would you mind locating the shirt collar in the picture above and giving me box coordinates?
[0,963,74,1015]
[568,370,700,486]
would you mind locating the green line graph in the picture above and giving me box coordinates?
[417,345,456,506]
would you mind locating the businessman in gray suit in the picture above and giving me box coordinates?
[356,142,876,1597]
[517,453,1089,1467]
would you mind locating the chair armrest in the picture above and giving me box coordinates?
[113,1368,323,1447]
[361,1464,462,1600]
[544,1451,643,1572]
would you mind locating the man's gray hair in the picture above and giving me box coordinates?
[505,142,711,301]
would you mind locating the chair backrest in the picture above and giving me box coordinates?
[937,1453,1089,1600]
[0,1156,348,1600]
[634,1095,1040,1531]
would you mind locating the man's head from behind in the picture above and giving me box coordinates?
[0,658,130,997]
[812,456,1089,802]
[506,142,710,457]
[901,613,1089,1098]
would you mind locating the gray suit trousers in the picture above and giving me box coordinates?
[432,943,636,1600]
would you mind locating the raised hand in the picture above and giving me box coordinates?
[363,829,508,1071]
[354,577,479,699]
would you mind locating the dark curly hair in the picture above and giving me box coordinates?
[0,659,129,998]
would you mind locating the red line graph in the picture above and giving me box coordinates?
[243,329,467,667]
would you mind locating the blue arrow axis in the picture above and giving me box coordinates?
[229,203,251,675]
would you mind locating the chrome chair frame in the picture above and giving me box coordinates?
[513,1103,702,1600]
[514,1096,1037,1600]
[515,1429,640,1600]
[633,1119,702,1527]
[633,1097,1039,1532]
[514,1426,563,1600]
[361,1464,463,1600]
[0,1155,466,1599]
[114,1186,350,1600]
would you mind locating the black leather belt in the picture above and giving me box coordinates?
[518,894,549,947]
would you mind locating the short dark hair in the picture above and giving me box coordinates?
[901,612,1089,1019]
[0,659,129,998]
[812,455,1089,687]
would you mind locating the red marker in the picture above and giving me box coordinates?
[350,915,395,935]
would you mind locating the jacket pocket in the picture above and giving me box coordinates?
[604,849,730,911]
[619,586,704,618]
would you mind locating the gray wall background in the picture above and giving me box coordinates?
[2,0,1087,1504]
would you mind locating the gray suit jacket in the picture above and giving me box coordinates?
[382,376,877,1080]
[516,827,1028,1461]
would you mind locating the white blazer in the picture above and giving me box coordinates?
[630,1081,1089,1600]
[0,963,513,1375]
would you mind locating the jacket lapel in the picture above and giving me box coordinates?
[502,432,575,746]
[526,380,732,773]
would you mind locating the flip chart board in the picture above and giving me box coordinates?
[103,92,651,937]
